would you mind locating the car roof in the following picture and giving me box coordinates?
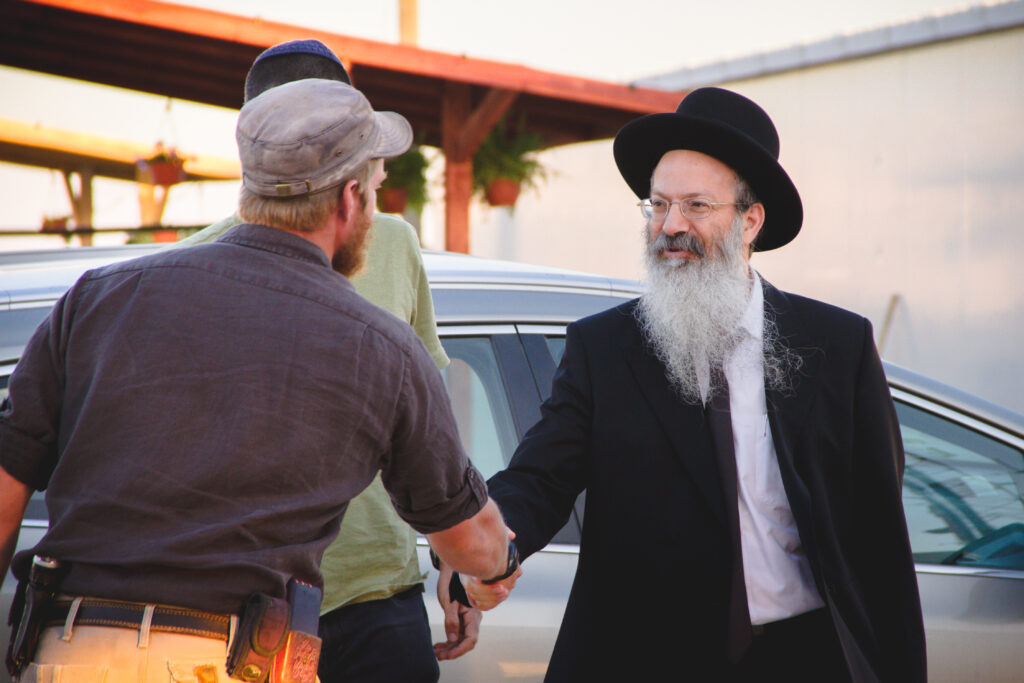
[0,244,641,298]
[422,249,641,294]
[2,244,1021,437]
[883,360,1024,438]
[0,244,643,324]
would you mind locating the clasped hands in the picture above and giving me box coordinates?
[431,531,523,660]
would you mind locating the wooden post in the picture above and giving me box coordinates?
[62,168,94,245]
[398,0,417,46]
[441,84,517,254]
[137,182,170,228]
[442,82,472,254]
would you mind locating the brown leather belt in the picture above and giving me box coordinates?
[46,598,231,641]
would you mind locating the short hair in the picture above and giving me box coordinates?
[734,173,759,212]
[238,159,379,232]
[734,172,763,251]
[244,53,351,103]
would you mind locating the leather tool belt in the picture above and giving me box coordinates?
[226,579,322,683]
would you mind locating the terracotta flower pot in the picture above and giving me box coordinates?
[378,187,409,214]
[40,216,70,233]
[136,160,186,186]
[484,178,521,207]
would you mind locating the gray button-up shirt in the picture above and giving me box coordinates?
[0,224,486,612]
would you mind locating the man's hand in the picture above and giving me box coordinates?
[425,499,510,579]
[434,564,482,661]
[464,566,522,611]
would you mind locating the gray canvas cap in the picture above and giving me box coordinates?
[237,78,413,197]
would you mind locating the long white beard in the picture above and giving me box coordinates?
[637,217,753,404]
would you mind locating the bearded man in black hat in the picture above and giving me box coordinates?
[481,88,926,681]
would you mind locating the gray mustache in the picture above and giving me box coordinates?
[650,231,706,258]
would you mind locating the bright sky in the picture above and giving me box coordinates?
[0,0,975,239]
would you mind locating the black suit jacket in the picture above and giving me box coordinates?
[488,282,926,682]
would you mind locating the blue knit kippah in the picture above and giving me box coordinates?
[253,40,343,67]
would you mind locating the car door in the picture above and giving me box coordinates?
[417,325,579,683]
[892,388,1024,683]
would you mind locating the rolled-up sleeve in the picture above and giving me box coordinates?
[380,344,487,534]
[0,290,73,490]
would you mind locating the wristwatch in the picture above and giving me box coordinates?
[429,540,520,584]
[481,540,520,585]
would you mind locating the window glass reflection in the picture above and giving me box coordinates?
[440,337,517,479]
[898,401,1024,569]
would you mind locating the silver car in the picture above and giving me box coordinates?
[2,245,1023,682]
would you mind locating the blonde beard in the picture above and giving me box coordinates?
[636,217,752,404]
[331,206,373,278]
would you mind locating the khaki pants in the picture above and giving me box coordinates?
[20,624,232,683]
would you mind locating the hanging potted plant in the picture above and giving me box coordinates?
[472,115,546,208]
[135,143,187,186]
[40,214,71,233]
[378,144,430,214]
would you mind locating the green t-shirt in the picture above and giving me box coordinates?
[174,212,449,610]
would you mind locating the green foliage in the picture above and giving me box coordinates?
[380,145,430,211]
[472,115,546,195]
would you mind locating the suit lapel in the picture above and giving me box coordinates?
[762,281,823,457]
[762,281,825,555]
[622,313,728,529]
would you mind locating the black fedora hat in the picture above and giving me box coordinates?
[613,87,802,251]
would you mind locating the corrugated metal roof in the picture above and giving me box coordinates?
[637,1,1024,90]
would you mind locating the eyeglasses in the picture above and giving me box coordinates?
[638,197,742,221]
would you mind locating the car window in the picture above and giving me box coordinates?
[545,336,566,366]
[0,308,51,366]
[897,400,1024,570]
[439,337,518,480]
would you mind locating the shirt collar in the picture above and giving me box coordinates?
[739,268,765,341]
[218,222,333,270]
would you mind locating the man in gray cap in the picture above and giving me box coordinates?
[0,78,516,682]
[175,39,470,683]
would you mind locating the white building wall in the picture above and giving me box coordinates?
[731,26,1024,414]
[456,25,1024,414]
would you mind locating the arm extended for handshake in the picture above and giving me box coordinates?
[424,498,521,610]
[0,465,32,581]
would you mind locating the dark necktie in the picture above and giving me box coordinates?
[705,377,754,662]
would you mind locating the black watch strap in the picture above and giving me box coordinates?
[481,540,520,585]
[429,540,520,585]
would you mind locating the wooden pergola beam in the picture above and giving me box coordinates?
[13,0,679,115]
[0,118,240,182]
[3,0,686,248]
[454,89,518,162]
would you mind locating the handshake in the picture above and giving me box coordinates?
[429,535,522,611]
[423,502,525,661]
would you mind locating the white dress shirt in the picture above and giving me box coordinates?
[724,271,824,624]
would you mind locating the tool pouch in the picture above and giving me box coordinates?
[5,557,66,678]
[226,593,290,683]
[271,579,322,683]
[272,630,322,683]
